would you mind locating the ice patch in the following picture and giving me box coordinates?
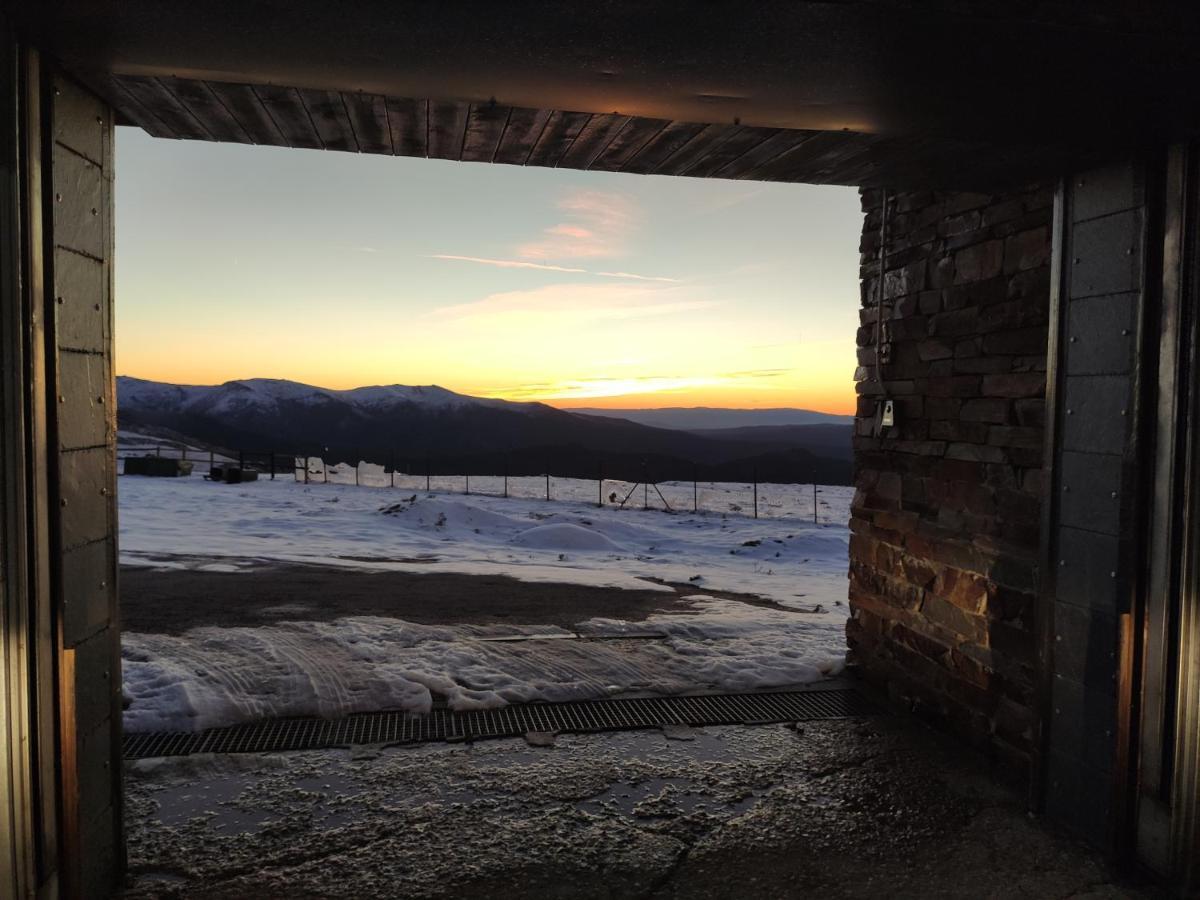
[511,523,625,552]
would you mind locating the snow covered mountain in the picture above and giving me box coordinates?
[563,406,853,430]
[118,377,525,417]
[116,376,854,483]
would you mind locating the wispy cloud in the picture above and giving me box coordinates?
[595,271,681,283]
[517,189,637,261]
[354,246,379,253]
[431,255,587,274]
[722,368,794,378]
[430,255,681,284]
[428,282,717,324]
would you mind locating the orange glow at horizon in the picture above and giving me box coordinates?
[116,128,864,419]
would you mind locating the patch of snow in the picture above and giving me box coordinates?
[122,599,847,731]
[118,475,850,605]
[511,523,626,552]
[118,473,854,731]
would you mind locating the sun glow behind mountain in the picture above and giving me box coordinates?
[116,130,862,414]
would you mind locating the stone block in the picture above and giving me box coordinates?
[946,443,1007,463]
[1004,226,1051,273]
[953,356,1013,375]
[982,327,1047,356]
[960,398,1010,423]
[917,339,953,361]
[981,372,1046,398]
[929,307,981,337]
[988,426,1043,450]
[954,239,1004,283]
[929,420,989,443]
[922,594,987,642]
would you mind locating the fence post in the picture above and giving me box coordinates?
[503,457,508,498]
[155,445,161,458]
[182,446,187,461]
[643,459,648,510]
[693,463,698,513]
[465,472,470,495]
[753,465,758,519]
[545,459,550,501]
[269,451,276,480]
[355,455,360,486]
[598,459,603,508]
[210,449,214,474]
[390,451,395,488]
[304,456,310,484]
[239,450,245,473]
[426,459,431,492]
[813,482,818,524]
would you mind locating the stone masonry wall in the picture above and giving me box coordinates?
[849,185,1053,769]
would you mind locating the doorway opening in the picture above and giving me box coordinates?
[109,122,888,889]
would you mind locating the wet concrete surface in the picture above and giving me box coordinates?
[119,563,794,636]
[120,715,1160,899]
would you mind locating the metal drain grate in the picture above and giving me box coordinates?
[123,688,878,759]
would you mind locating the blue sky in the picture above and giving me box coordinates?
[116,128,862,412]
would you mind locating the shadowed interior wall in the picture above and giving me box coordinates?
[48,71,122,892]
[1042,162,1148,849]
[848,185,1053,768]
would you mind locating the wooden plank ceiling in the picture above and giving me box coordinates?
[102,73,1068,188]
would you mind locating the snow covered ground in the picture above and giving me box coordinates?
[119,474,854,732]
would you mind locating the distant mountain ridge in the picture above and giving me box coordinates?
[563,406,853,430]
[117,376,854,485]
[119,377,524,416]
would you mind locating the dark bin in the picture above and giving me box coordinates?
[123,456,194,477]
[210,465,258,484]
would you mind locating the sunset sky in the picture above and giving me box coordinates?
[116,128,862,413]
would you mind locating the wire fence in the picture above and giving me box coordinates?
[118,444,844,522]
[291,456,837,523]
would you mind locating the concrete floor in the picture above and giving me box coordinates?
[120,714,1160,899]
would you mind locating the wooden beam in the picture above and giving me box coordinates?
[768,132,881,185]
[428,100,469,160]
[558,113,630,170]
[385,97,427,158]
[714,129,813,179]
[493,107,551,165]
[525,110,590,167]
[652,123,737,176]
[113,76,211,140]
[158,78,250,144]
[684,126,778,178]
[342,92,391,154]
[252,85,321,149]
[620,121,707,174]
[589,117,670,172]
[204,81,284,145]
[90,74,176,139]
[461,103,510,163]
[297,88,355,151]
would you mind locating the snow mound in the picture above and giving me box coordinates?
[387,497,525,533]
[511,523,625,552]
